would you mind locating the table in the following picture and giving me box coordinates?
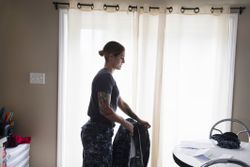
[173,140,250,167]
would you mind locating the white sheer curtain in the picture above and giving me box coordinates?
[58,9,139,167]
[159,14,238,166]
[58,9,238,167]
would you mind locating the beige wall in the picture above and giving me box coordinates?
[0,0,250,167]
[0,0,58,166]
[0,0,2,103]
[233,5,250,129]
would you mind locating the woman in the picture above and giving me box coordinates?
[81,41,150,167]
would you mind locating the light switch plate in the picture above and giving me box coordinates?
[30,73,46,84]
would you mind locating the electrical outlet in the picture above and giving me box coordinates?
[30,73,46,84]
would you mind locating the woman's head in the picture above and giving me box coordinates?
[99,41,125,57]
[99,41,125,70]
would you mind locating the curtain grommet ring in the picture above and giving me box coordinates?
[128,6,132,12]
[194,7,200,13]
[128,5,137,12]
[116,5,119,11]
[77,3,81,9]
[180,7,185,13]
[103,4,107,10]
[167,7,173,13]
[211,7,214,13]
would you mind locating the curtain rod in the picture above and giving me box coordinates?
[52,2,246,14]
[231,7,246,14]
[53,2,69,10]
[77,3,94,10]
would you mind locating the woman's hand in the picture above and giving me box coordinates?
[138,119,151,129]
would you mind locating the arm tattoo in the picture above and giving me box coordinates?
[97,92,113,116]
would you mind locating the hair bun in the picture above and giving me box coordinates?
[99,50,104,56]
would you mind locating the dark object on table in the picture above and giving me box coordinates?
[211,132,240,149]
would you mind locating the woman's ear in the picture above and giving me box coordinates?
[107,53,115,60]
[109,53,115,58]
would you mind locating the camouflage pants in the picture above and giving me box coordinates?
[81,120,114,167]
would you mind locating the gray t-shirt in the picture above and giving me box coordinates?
[87,68,119,127]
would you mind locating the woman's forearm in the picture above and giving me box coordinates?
[120,101,140,121]
[97,92,133,131]
[100,106,133,132]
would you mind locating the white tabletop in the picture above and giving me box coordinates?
[173,140,250,166]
